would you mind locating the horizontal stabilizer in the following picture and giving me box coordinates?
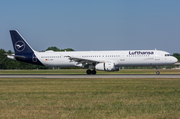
[5,53,25,58]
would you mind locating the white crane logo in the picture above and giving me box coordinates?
[15,41,25,52]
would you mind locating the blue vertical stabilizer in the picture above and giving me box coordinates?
[9,30,43,66]
[10,30,34,55]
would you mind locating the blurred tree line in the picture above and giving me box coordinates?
[46,47,74,52]
[172,53,180,62]
[0,47,179,69]
[0,47,74,69]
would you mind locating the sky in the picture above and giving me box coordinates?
[0,0,180,54]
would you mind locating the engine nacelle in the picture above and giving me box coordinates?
[95,63,119,71]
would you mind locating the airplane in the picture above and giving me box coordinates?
[6,30,178,75]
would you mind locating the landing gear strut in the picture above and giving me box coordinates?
[156,66,160,75]
[86,69,96,75]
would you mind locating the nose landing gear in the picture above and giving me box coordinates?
[156,66,160,75]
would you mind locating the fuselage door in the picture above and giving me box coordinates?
[120,54,125,61]
[155,51,160,60]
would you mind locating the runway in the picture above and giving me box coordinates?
[0,74,180,78]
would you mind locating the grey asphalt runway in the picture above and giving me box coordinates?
[0,74,180,78]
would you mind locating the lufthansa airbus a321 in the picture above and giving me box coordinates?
[6,30,178,75]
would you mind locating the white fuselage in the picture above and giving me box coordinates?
[34,50,177,68]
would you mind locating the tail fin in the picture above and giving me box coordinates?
[10,30,34,55]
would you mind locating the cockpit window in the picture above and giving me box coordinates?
[165,54,170,56]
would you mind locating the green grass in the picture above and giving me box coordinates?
[0,69,180,74]
[0,78,180,118]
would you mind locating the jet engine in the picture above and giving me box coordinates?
[95,63,119,71]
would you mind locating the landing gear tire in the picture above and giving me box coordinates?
[156,71,160,75]
[86,70,92,75]
[86,69,97,75]
[156,66,160,75]
[91,70,96,75]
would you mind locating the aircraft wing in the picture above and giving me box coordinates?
[65,56,105,64]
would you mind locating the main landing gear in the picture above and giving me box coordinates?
[86,69,96,75]
[156,66,160,75]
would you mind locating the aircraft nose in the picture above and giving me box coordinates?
[173,57,178,63]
